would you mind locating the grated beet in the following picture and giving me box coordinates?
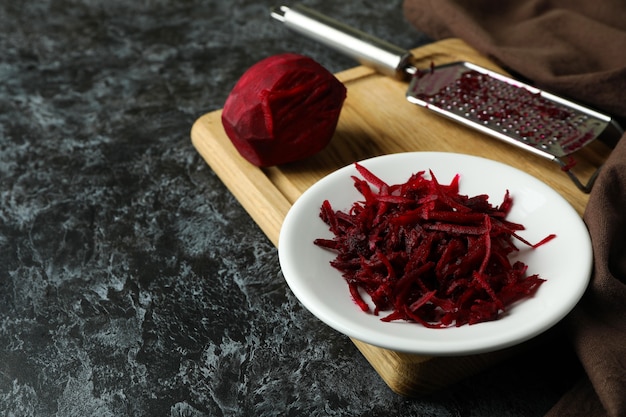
[314,163,556,327]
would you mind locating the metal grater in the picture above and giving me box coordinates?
[271,4,623,192]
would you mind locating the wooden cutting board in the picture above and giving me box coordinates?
[191,38,598,395]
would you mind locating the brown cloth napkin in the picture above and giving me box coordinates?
[402,1,626,416]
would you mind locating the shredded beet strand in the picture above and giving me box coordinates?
[313,164,555,327]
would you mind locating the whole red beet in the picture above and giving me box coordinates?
[221,53,347,167]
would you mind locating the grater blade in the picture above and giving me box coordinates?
[407,62,615,159]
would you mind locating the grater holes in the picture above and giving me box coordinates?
[415,69,607,154]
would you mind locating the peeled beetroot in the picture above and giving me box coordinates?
[221,53,347,167]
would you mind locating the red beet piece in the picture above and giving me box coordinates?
[221,53,347,167]
[314,163,556,328]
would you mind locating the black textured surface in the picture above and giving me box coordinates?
[0,1,580,415]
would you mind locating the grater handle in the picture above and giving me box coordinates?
[270,4,415,79]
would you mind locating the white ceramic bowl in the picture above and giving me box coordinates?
[278,152,592,355]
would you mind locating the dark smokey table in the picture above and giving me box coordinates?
[1,1,581,416]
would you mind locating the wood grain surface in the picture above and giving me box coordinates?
[191,38,596,395]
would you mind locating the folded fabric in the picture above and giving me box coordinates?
[549,133,626,417]
[401,1,626,416]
